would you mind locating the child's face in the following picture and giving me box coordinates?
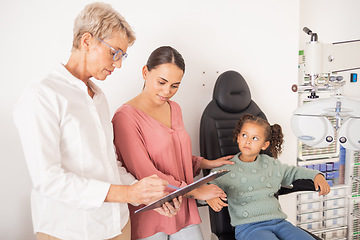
[237,122,270,162]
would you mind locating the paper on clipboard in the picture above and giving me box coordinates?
[134,169,230,214]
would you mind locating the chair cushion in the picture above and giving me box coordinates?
[213,71,251,113]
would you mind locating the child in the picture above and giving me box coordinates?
[207,113,330,240]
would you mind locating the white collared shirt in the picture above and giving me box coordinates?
[13,64,136,240]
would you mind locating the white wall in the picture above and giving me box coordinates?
[10,0,360,239]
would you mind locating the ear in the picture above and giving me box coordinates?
[262,141,270,150]
[142,65,149,79]
[80,32,93,52]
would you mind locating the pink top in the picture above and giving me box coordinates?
[112,100,203,239]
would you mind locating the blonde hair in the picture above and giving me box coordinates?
[72,2,136,50]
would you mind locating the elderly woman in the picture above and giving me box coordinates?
[13,3,170,240]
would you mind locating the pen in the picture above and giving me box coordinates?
[167,184,181,190]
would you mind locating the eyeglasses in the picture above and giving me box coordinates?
[95,36,128,62]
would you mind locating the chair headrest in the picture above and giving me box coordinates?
[213,71,251,113]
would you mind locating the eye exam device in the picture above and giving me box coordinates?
[291,27,360,150]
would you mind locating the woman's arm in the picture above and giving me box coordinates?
[199,156,234,169]
[105,174,168,205]
[184,184,227,200]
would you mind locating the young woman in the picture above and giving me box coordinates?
[112,46,234,239]
[13,3,169,240]
[207,113,331,240]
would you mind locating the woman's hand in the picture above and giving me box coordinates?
[154,196,182,217]
[126,175,168,205]
[200,156,234,169]
[314,173,331,196]
[207,197,228,212]
[186,184,226,201]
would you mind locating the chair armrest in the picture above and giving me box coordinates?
[278,179,316,195]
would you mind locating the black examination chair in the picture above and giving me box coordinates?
[199,70,320,240]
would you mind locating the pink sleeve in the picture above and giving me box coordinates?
[192,156,203,177]
[112,109,188,189]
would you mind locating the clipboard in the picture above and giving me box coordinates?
[134,169,230,214]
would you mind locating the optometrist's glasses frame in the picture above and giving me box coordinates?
[95,36,128,62]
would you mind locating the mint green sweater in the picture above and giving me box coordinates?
[210,153,320,226]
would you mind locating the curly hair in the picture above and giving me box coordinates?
[233,113,284,159]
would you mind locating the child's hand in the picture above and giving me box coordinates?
[207,197,228,212]
[314,173,331,196]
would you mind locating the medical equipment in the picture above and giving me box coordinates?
[296,185,348,239]
[291,27,360,150]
